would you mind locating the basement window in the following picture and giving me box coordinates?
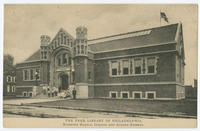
[110,91,118,98]
[133,92,142,99]
[121,92,129,99]
[146,91,156,99]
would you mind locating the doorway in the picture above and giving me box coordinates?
[60,74,69,90]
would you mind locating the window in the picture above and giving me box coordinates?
[29,92,33,97]
[7,85,10,92]
[63,54,68,64]
[41,52,43,59]
[133,91,142,99]
[13,77,16,83]
[147,57,155,73]
[23,92,27,97]
[81,45,84,54]
[111,61,118,76]
[58,57,61,66]
[30,69,34,80]
[61,34,63,45]
[10,76,13,82]
[122,60,129,75]
[77,45,80,54]
[134,59,142,74]
[23,70,29,80]
[74,47,76,55]
[58,37,61,45]
[88,72,91,80]
[11,86,15,92]
[7,76,11,82]
[146,91,156,99]
[64,36,66,44]
[13,86,15,92]
[44,51,47,59]
[85,46,87,54]
[35,69,40,80]
[110,91,118,98]
[121,92,129,99]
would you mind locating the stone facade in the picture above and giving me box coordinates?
[15,23,185,100]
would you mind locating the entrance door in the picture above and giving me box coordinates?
[61,74,68,90]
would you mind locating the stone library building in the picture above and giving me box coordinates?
[15,23,185,100]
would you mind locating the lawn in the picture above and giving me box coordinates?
[30,98,197,117]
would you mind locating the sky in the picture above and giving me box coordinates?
[3,4,198,86]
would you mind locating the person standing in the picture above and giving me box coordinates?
[72,88,77,99]
[47,87,50,98]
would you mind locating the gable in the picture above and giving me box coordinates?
[48,28,75,47]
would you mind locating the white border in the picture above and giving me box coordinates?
[0,1,199,130]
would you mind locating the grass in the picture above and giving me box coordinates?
[30,98,197,117]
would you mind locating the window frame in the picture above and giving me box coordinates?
[6,76,11,83]
[146,57,156,74]
[132,91,142,99]
[23,91,27,97]
[122,59,129,75]
[11,86,15,92]
[109,91,118,98]
[13,76,16,83]
[28,92,33,97]
[134,58,142,75]
[110,60,118,76]
[23,68,40,81]
[7,85,10,93]
[120,91,129,99]
[109,56,158,77]
[145,91,156,99]
[23,69,29,81]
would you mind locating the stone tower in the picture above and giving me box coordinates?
[40,35,51,60]
[40,35,51,86]
[74,26,88,98]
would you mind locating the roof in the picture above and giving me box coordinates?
[22,23,179,63]
[88,23,178,52]
[24,49,41,62]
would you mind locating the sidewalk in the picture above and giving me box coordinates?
[3,98,63,105]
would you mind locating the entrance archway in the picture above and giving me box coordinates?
[60,74,69,91]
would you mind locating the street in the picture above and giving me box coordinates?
[4,104,146,118]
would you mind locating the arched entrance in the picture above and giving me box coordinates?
[60,74,69,91]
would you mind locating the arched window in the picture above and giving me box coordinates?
[58,55,61,66]
[63,53,68,64]
[81,45,84,54]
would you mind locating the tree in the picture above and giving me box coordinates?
[4,54,14,74]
